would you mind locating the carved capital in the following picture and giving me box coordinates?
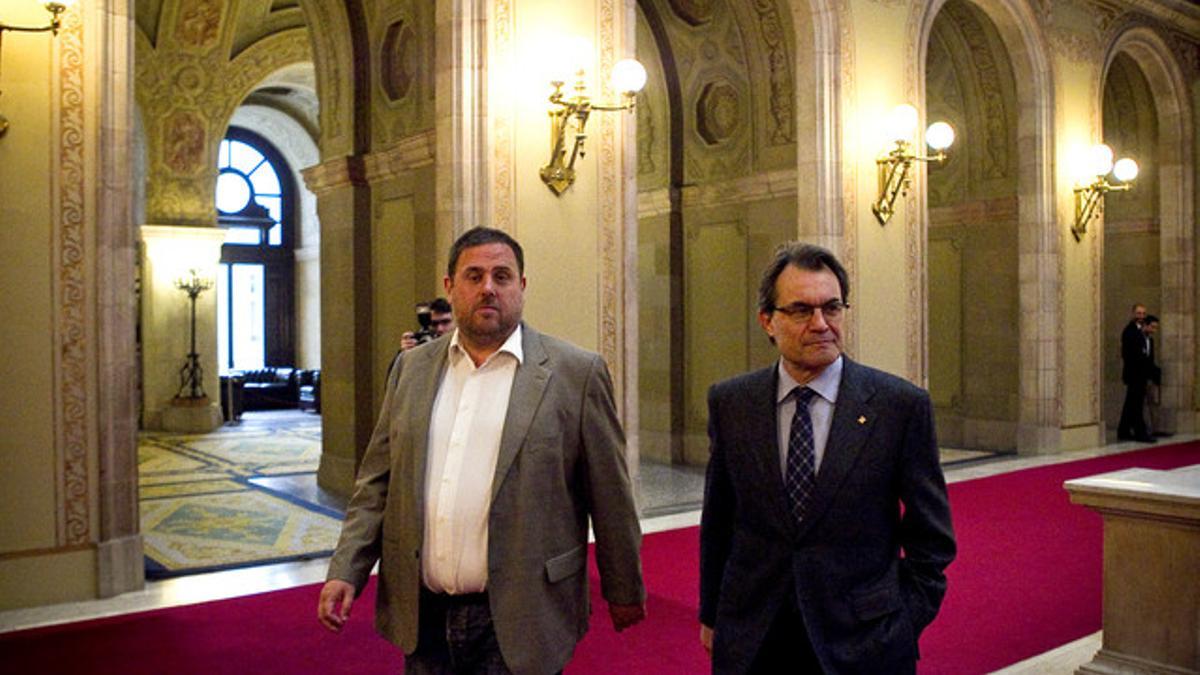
[363,130,436,182]
[302,155,369,196]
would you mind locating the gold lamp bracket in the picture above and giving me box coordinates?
[0,2,70,139]
[539,71,637,196]
[1071,179,1131,241]
[871,141,946,225]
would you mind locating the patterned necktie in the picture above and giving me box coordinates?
[785,387,819,525]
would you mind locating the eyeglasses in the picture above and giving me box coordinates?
[770,300,848,322]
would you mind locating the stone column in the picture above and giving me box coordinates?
[303,156,374,498]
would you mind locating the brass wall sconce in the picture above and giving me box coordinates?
[1071,143,1138,241]
[540,58,646,196]
[0,1,73,138]
[872,104,955,225]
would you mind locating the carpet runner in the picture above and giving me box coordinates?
[4,442,1195,673]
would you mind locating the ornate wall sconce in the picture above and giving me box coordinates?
[0,1,73,138]
[1071,143,1138,241]
[872,104,955,225]
[540,58,646,196]
[175,269,215,401]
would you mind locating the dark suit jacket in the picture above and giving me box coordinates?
[1121,320,1150,385]
[326,324,645,675]
[700,357,956,674]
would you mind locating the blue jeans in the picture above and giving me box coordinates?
[404,589,511,675]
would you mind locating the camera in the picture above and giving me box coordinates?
[412,302,438,345]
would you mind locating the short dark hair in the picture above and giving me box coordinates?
[448,226,525,278]
[429,297,451,313]
[1145,314,1160,325]
[757,242,849,314]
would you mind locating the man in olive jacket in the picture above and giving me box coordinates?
[319,227,645,674]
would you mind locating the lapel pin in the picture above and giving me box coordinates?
[857,416,867,425]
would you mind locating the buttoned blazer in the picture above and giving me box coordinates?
[699,357,956,674]
[326,324,645,675]
[1121,320,1152,385]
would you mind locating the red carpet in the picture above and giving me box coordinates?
[2,443,1197,674]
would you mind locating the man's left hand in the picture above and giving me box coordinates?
[609,602,646,631]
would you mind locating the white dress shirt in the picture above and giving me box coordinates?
[775,355,842,477]
[422,325,523,594]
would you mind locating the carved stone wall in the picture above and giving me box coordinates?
[135,24,313,225]
[637,0,795,184]
[371,0,436,148]
[636,0,797,465]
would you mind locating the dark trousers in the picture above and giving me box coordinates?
[748,595,822,674]
[404,588,512,675]
[1119,379,1148,439]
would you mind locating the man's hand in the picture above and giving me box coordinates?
[609,602,646,632]
[399,332,418,352]
[317,579,356,633]
[700,624,714,654]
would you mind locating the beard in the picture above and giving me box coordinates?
[455,300,521,348]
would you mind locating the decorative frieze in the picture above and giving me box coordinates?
[750,0,793,145]
[57,4,89,546]
[174,0,223,50]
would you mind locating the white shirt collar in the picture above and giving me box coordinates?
[449,323,525,367]
[776,354,843,405]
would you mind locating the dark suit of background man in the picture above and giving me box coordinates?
[699,243,956,674]
[1118,303,1156,443]
[318,227,646,674]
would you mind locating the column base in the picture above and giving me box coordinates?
[160,397,223,433]
[1077,647,1196,675]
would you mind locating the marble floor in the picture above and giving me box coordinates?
[2,431,1191,673]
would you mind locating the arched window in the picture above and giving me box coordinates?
[215,127,296,372]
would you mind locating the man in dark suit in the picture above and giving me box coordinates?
[318,227,646,674]
[699,243,956,674]
[1118,303,1156,443]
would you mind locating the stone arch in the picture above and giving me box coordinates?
[294,0,368,158]
[1101,24,1196,434]
[229,98,323,371]
[914,0,1058,453]
[923,1,1021,452]
[633,0,808,468]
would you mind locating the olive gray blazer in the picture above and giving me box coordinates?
[700,357,955,674]
[327,324,645,675]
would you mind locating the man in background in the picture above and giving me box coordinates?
[1118,303,1156,443]
[1142,314,1166,437]
[400,297,454,351]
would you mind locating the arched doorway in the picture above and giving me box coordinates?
[1101,53,1160,436]
[1101,26,1196,438]
[915,0,1056,454]
[924,0,1022,453]
[634,0,819,513]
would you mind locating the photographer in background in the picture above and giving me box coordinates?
[400,297,454,351]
